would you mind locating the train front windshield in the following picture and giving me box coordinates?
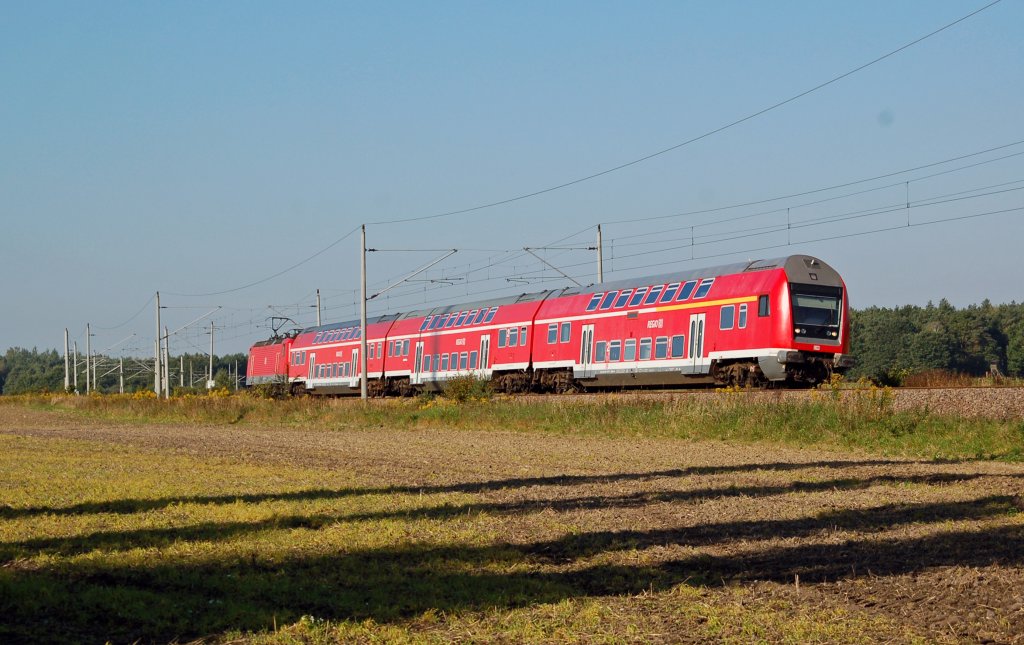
[790,285,842,341]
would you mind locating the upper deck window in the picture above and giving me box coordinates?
[419,316,433,332]
[614,290,632,308]
[643,285,665,305]
[454,311,468,326]
[483,307,498,323]
[660,283,680,302]
[677,280,698,301]
[472,309,487,324]
[585,293,603,311]
[444,314,460,328]
[465,310,478,326]
[627,287,649,307]
[693,278,715,299]
[599,291,618,310]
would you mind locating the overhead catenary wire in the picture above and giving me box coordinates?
[366,1,1003,226]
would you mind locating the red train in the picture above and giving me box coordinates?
[247,254,854,394]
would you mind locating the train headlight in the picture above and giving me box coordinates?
[830,331,838,337]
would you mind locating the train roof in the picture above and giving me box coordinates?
[558,254,841,296]
[296,313,401,336]
[394,289,564,321]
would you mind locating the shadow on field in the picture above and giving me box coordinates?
[0,472,1005,561]
[0,458,965,520]
[2,471,1022,643]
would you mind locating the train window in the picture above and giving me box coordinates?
[585,293,603,312]
[460,353,468,370]
[355,327,361,339]
[758,295,770,317]
[455,311,468,326]
[599,291,618,310]
[639,337,652,360]
[694,278,715,299]
[444,314,460,328]
[484,307,498,323]
[498,329,507,347]
[420,317,433,331]
[721,305,735,330]
[388,340,395,357]
[434,354,440,370]
[450,352,458,370]
[671,335,686,358]
[377,343,383,358]
[441,354,449,371]
[520,326,527,346]
[628,287,649,307]
[367,344,373,359]
[614,289,633,308]
[608,340,622,361]
[313,332,322,344]
[595,341,607,361]
[430,315,445,330]
[643,285,664,305]
[423,355,431,372]
[660,283,680,302]
[465,310,478,326]
[677,280,698,301]
[509,327,519,347]
[739,304,748,329]
[624,339,637,361]
[402,340,410,356]
[560,322,571,343]
[655,337,669,359]
[473,309,487,324]
[469,351,478,369]
[547,323,558,344]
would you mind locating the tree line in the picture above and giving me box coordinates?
[0,349,248,395]
[2,300,1022,394]
[848,299,1024,384]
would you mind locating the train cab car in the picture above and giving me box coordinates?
[534,254,850,388]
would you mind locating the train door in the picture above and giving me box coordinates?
[577,324,595,379]
[307,355,316,384]
[350,349,359,387]
[686,313,708,374]
[479,335,490,375]
[413,342,424,385]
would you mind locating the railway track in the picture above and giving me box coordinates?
[508,385,1024,419]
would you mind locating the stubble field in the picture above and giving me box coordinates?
[1,396,1023,643]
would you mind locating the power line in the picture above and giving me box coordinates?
[366,1,1003,226]
[166,225,361,297]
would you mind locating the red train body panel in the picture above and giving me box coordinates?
[247,255,852,394]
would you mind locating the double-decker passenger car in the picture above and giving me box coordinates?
[247,254,853,394]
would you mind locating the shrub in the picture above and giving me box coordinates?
[441,373,492,403]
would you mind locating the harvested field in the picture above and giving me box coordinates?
[2,403,1024,643]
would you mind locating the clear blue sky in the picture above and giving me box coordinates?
[2,1,1022,357]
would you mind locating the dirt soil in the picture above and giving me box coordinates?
[4,406,1024,642]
